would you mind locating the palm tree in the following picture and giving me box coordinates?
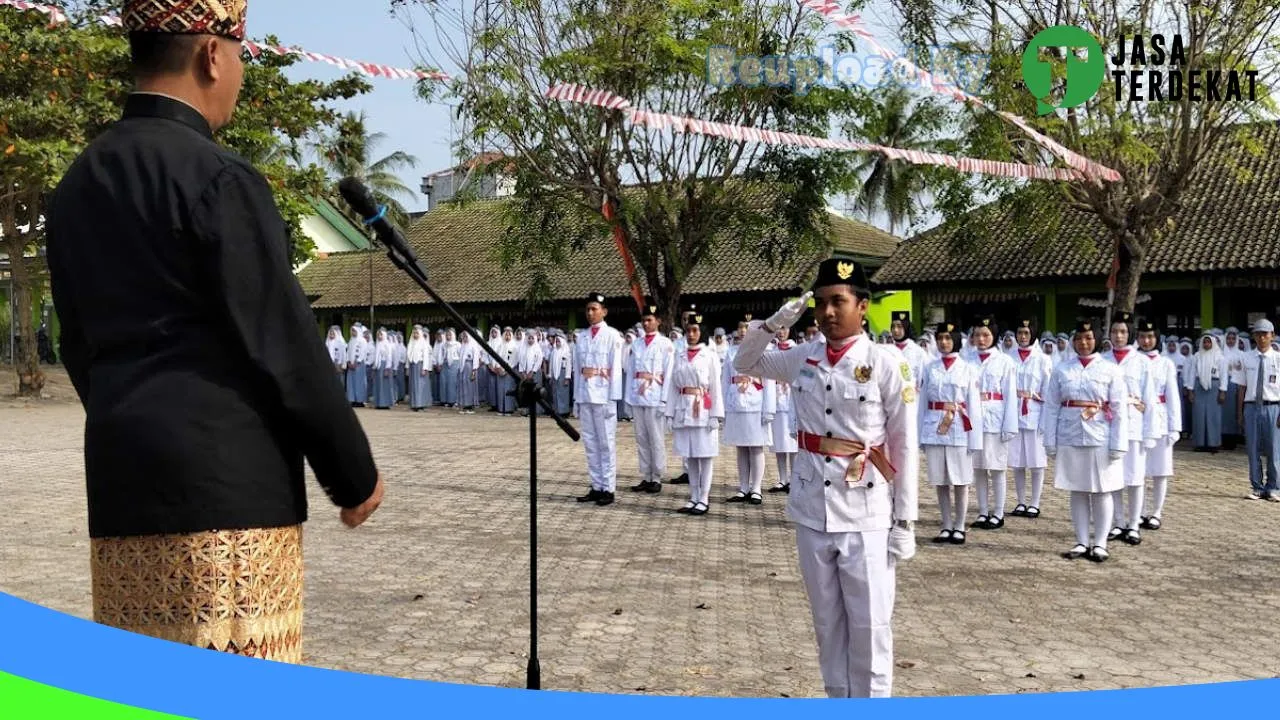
[317,111,419,225]
[843,85,951,237]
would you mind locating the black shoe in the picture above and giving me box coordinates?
[1011,504,1028,517]
[748,493,763,505]
[689,503,709,516]
[670,473,690,485]
[932,529,954,544]
[630,480,652,493]
[595,491,616,506]
[972,515,991,529]
[949,530,967,545]
[767,485,788,494]
[1087,546,1109,562]
[1121,529,1142,545]
[1062,544,1088,560]
[1025,506,1041,518]
[645,482,662,494]
[577,489,602,503]
[676,504,694,514]
[726,493,748,503]
[987,516,1005,529]
[1107,527,1124,541]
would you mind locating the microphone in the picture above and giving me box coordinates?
[337,177,423,277]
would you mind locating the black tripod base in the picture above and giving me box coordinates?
[526,657,541,690]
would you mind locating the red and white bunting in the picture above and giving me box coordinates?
[0,0,448,82]
[547,84,1087,183]
[797,0,1122,183]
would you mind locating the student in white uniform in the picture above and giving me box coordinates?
[548,330,573,416]
[1238,319,1280,501]
[723,314,777,505]
[768,327,800,494]
[968,317,1019,530]
[1137,319,1181,534]
[573,293,625,507]
[664,309,724,515]
[494,328,519,416]
[1102,311,1159,544]
[712,328,730,362]
[516,331,545,417]
[1043,319,1129,562]
[1008,319,1053,519]
[889,310,927,388]
[628,301,675,494]
[918,321,983,544]
[344,323,367,406]
[326,326,347,388]
[733,258,919,698]
[1184,332,1227,452]
[407,325,433,411]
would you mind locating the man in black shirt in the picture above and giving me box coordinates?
[45,0,382,663]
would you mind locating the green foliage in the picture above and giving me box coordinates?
[314,110,419,228]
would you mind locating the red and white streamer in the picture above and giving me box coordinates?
[546,84,1086,182]
[797,0,1122,183]
[0,0,448,82]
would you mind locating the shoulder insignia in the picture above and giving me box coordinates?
[854,365,873,383]
[902,386,917,404]
[899,362,911,382]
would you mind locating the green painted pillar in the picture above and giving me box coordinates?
[1199,280,1214,330]
[1044,287,1058,332]
[911,290,924,335]
[567,311,578,331]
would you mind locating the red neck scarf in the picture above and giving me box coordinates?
[826,337,857,367]
[686,347,700,361]
[1113,348,1130,363]
[644,332,655,347]
[978,351,990,362]
[1080,356,1094,367]
[942,355,957,370]
[1017,348,1030,361]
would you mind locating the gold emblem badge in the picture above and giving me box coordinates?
[902,386,917,404]
[854,365,872,383]
[899,362,911,382]
[837,261,854,280]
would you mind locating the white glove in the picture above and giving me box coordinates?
[767,291,814,330]
[888,525,916,561]
[1045,446,1057,457]
[1165,433,1178,446]
[1109,449,1125,461]
[1001,432,1016,443]
[763,414,775,424]
[1143,438,1157,450]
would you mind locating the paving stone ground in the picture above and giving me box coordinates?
[3,371,1279,697]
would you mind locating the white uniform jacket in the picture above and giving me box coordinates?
[1105,348,1158,443]
[1142,350,1182,439]
[894,340,929,390]
[722,346,777,416]
[664,346,724,428]
[734,323,919,533]
[1011,346,1054,432]
[973,351,1019,436]
[573,323,624,405]
[1042,355,1130,451]
[626,333,675,408]
[918,357,984,450]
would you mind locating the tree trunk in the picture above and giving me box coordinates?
[1111,230,1147,316]
[5,237,44,397]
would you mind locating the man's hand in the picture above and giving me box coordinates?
[767,291,814,330]
[341,474,384,528]
[888,524,916,561]
[1143,438,1156,450]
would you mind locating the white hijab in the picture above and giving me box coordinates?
[1194,333,1223,390]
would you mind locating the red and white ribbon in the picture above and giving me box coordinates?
[797,0,1121,183]
[547,84,1086,182]
[0,0,448,82]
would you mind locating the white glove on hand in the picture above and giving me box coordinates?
[1143,438,1157,450]
[1001,432,1016,443]
[763,414,775,425]
[1109,449,1125,462]
[1165,433,1178,446]
[767,291,814,330]
[888,525,916,561]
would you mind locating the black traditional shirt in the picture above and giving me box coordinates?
[47,93,378,538]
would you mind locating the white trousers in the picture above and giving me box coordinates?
[632,406,666,482]
[795,524,895,698]
[579,402,618,492]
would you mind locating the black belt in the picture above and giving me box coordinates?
[1245,400,1280,406]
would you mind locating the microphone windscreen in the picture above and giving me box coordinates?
[338,177,379,220]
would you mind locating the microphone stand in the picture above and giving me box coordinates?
[365,212,578,691]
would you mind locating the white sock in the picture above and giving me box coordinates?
[1151,476,1170,517]
[1092,492,1114,548]
[736,447,750,494]
[1126,485,1144,529]
[697,459,714,505]
[775,454,790,486]
[975,469,990,516]
[1071,492,1091,546]
[992,469,1007,519]
[1111,489,1125,528]
[749,447,765,495]
[1030,469,1045,508]
[936,486,953,530]
[1014,468,1027,505]
[953,485,970,529]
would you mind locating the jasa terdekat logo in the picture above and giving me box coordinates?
[1022,25,1261,116]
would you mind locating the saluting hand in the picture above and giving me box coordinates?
[767,291,814,330]
[341,473,385,528]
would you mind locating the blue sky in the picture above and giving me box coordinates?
[248,0,457,213]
